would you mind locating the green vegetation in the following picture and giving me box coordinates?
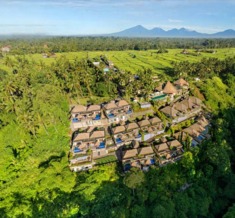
[0,38,235,217]
[95,155,117,165]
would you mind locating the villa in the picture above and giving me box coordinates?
[160,96,203,123]
[122,145,155,171]
[155,140,183,166]
[112,122,141,146]
[71,104,101,122]
[103,99,132,123]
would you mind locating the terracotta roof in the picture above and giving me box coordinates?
[167,140,182,148]
[116,100,129,107]
[104,102,117,110]
[138,146,154,155]
[149,117,161,125]
[160,106,178,117]
[122,149,138,159]
[126,122,139,131]
[174,78,189,86]
[87,105,101,111]
[156,143,169,152]
[138,119,151,127]
[175,101,188,112]
[163,81,177,94]
[74,133,90,141]
[90,131,105,139]
[72,105,87,113]
[112,126,126,134]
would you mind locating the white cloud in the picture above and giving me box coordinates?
[168,19,183,23]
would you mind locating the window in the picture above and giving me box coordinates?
[98,152,100,156]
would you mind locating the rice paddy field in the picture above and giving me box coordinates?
[2,48,235,74]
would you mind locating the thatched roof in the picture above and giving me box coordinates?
[90,131,105,139]
[112,126,126,134]
[116,100,129,107]
[189,96,202,105]
[197,116,209,127]
[167,140,182,148]
[163,81,177,94]
[132,140,140,149]
[72,105,87,113]
[122,149,138,159]
[155,143,169,152]
[181,98,194,110]
[138,146,154,155]
[104,102,117,110]
[174,131,192,141]
[174,78,189,87]
[138,119,151,127]
[126,122,139,131]
[149,117,161,125]
[175,101,188,112]
[160,106,178,118]
[183,123,205,137]
[87,105,101,111]
[74,133,90,141]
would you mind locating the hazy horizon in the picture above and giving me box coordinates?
[1,0,235,35]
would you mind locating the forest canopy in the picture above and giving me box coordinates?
[0,40,235,217]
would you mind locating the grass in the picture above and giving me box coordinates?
[95,155,117,165]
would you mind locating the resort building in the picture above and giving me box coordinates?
[160,96,203,123]
[103,100,132,123]
[155,140,184,166]
[122,145,155,171]
[71,104,103,129]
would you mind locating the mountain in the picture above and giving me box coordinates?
[108,25,235,38]
[212,29,235,38]
[111,25,149,37]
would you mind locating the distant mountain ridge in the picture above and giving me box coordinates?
[108,25,235,38]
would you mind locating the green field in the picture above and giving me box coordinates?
[2,48,235,74]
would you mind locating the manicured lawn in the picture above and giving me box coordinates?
[95,155,117,165]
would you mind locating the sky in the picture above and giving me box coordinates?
[0,0,235,35]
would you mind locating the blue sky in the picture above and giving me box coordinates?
[0,0,235,35]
